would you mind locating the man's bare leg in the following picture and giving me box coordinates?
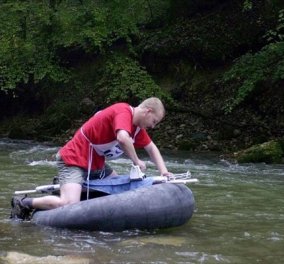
[31,183,82,210]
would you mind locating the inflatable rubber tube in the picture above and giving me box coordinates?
[32,183,195,232]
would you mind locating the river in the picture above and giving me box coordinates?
[0,138,283,263]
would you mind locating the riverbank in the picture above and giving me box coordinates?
[0,102,282,155]
[1,87,283,165]
[0,112,270,160]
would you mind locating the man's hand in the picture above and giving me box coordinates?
[135,159,147,171]
[161,171,175,180]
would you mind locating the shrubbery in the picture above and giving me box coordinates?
[95,53,172,106]
[222,9,284,112]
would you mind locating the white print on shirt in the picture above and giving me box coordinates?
[92,140,124,159]
[80,127,141,160]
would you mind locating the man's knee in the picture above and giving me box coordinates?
[58,198,79,207]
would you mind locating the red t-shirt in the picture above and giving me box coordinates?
[59,103,151,170]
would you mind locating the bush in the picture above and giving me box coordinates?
[36,100,80,136]
[95,53,172,106]
[138,2,268,65]
[222,41,284,112]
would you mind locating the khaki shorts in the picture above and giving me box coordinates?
[56,153,113,185]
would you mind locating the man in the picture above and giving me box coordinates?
[11,97,172,219]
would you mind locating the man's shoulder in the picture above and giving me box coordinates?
[112,102,130,109]
[109,102,132,114]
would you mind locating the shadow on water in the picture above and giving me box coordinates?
[0,138,284,263]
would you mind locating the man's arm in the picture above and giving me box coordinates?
[144,141,170,176]
[116,129,146,171]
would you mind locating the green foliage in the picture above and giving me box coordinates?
[37,99,80,136]
[222,7,284,113]
[264,9,284,43]
[222,41,284,113]
[243,0,253,11]
[0,1,69,90]
[138,2,266,65]
[0,0,165,91]
[169,0,227,18]
[96,53,172,105]
[52,0,140,52]
[7,116,40,140]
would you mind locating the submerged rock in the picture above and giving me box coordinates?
[0,251,91,264]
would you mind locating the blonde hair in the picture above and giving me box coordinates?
[139,97,165,117]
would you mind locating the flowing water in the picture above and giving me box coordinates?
[0,138,283,263]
